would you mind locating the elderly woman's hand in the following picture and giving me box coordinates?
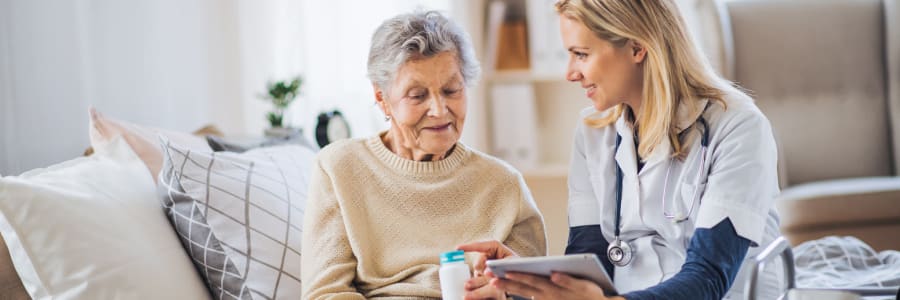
[463,274,506,300]
[457,240,519,280]
[457,241,519,300]
[456,240,519,269]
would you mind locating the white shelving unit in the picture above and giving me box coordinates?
[455,0,590,178]
[487,70,564,83]
[452,0,591,255]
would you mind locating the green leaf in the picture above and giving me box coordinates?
[262,75,303,113]
[267,112,283,127]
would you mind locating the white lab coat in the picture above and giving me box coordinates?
[567,94,784,299]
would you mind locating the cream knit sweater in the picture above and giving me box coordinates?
[301,134,547,300]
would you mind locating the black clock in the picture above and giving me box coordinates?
[315,110,351,148]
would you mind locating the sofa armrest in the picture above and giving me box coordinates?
[0,234,29,299]
[777,177,900,231]
[777,177,900,251]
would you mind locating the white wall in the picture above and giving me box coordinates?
[0,0,477,175]
[234,0,305,137]
[0,0,11,176]
[2,1,93,175]
[0,0,248,175]
[80,1,247,132]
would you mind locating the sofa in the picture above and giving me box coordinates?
[713,0,900,251]
[0,109,316,299]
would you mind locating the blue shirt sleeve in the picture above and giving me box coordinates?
[622,218,750,300]
[565,224,615,279]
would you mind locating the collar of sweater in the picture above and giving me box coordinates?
[366,134,470,176]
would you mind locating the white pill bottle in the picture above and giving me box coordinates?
[439,250,471,300]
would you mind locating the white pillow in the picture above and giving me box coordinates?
[0,137,210,299]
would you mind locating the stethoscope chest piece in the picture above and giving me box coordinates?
[607,237,633,267]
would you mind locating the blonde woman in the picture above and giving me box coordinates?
[459,0,783,299]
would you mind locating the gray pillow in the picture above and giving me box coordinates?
[206,131,318,153]
[158,138,315,300]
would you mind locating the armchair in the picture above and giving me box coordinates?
[713,0,900,250]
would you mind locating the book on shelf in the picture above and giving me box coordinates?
[485,0,531,72]
[496,19,530,70]
[526,0,568,77]
[483,0,507,75]
[489,82,539,170]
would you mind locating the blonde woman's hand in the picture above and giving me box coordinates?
[493,272,624,300]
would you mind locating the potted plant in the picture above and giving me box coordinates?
[262,76,302,137]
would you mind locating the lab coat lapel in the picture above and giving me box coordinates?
[613,117,637,179]
[640,136,672,174]
[613,116,644,236]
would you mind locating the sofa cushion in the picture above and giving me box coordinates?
[89,107,212,182]
[0,137,210,299]
[158,139,314,299]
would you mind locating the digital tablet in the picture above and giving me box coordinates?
[486,254,617,295]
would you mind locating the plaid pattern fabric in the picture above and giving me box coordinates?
[159,139,315,300]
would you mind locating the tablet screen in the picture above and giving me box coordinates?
[486,253,617,295]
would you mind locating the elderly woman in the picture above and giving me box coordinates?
[300,10,547,299]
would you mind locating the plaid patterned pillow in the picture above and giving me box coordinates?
[158,139,315,300]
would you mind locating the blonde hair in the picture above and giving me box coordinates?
[555,0,739,159]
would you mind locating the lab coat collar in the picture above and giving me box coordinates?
[675,98,710,134]
[615,98,709,174]
[650,98,709,168]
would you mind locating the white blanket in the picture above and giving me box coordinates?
[794,236,900,299]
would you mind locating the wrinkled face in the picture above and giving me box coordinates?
[559,16,644,112]
[376,51,466,156]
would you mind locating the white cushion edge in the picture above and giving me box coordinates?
[0,195,47,299]
[778,177,900,202]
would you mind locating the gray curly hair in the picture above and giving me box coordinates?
[367,10,481,91]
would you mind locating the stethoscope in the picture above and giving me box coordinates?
[607,115,710,267]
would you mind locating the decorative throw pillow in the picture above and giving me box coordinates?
[0,137,210,299]
[88,107,213,182]
[158,138,314,300]
[206,130,318,153]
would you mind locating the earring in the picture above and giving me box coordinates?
[384,115,392,121]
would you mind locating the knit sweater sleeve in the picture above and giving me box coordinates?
[503,174,548,258]
[301,159,365,300]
